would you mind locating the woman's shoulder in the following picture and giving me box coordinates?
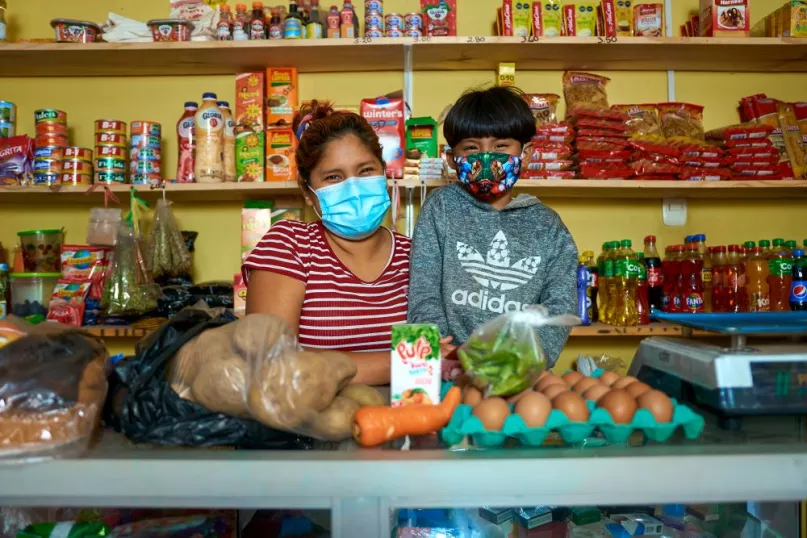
[391,230,412,252]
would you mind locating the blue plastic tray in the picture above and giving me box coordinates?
[650,311,807,335]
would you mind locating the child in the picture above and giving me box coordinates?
[407,85,578,368]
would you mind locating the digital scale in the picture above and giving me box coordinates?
[628,312,807,429]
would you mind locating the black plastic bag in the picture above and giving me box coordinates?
[157,281,234,318]
[103,308,313,449]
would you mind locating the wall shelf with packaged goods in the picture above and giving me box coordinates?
[1,37,807,77]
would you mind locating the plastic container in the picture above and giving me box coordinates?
[18,229,64,272]
[9,273,60,319]
[86,208,122,246]
[50,19,103,43]
[147,19,194,41]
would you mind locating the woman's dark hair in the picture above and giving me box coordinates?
[293,100,384,186]
[443,86,535,148]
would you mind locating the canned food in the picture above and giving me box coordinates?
[404,28,423,38]
[36,134,68,148]
[33,173,61,186]
[95,132,127,147]
[35,122,68,136]
[64,147,93,161]
[34,146,65,160]
[130,172,162,185]
[365,27,383,38]
[33,158,63,173]
[95,167,127,176]
[385,13,404,29]
[365,0,383,14]
[61,172,93,186]
[0,102,15,123]
[63,160,93,174]
[130,160,162,174]
[130,147,161,161]
[94,119,127,134]
[385,27,403,37]
[95,145,127,158]
[95,157,127,170]
[34,109,67,124]
[365,11,384,28]
[130,134,161,149]
[130,121,162,136]
[0,120,14,139]
[94,171,127,184]
[405,12,423,30]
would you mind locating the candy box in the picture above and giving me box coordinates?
[235,72,265,182]
[265,127,297,181]
[362,96,406,179]
[241,200,273,262]
[266,67,298,127]
[390,324,441,408]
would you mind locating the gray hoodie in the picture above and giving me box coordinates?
[407,183,578,367]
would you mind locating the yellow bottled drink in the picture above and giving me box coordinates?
[605,240,621,325]
[615,239,639,326]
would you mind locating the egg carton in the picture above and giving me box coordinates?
[440,381,705,448]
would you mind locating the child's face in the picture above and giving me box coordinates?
[448,136,523,167]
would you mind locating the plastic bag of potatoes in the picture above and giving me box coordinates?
[167,313,385,441]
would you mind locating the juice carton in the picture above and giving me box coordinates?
[235,72,265,182]
[266,127,297,181]
[405,117,438,158]
[537,0,563,36]
[233,273,247,317]
[266,67,298,127]
[241,200,273,262]
[361,96,405,179]
[390,324,441,408]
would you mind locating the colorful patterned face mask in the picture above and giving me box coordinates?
[454,152,522,201]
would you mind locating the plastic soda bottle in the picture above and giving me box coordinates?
[662,245,682,312]
[681,245,705,313]
[596,243,608,323]
[233,3,249,34]
[194,92,224,183]
[785,240,797,256]
[0,263,7,319]
[614,239,639,326]
[249,1,266,39]
[726,245,745,312]
[768,240,791,312]
[326,5,341,37]
[694,234,712,312]
[746,247,770,312]
[789,249,807,311]
[585,250,599,323]
[636,252,650,325]
[576,254,592,326]
[643,235,663,311]
[759,239,771,257]
[711,246,728,313]
[605,240,620,325]
[340,1,356,38]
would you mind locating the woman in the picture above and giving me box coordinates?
[242,101,410,385]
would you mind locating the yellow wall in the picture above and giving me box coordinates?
[2,0,807,369]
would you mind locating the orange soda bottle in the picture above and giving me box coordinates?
[746,247,771,312]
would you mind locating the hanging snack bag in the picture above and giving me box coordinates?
[658,102,705,140]
[563,72,611,116]
[777,103,807,179]
[60,245,111,299]
[102,221,161,318]
[147,198,192,284]
[47,279,92,326]
[458,307,579,396]
[794,102,807,144]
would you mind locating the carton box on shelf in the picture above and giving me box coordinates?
[266,127,297,181]
[405,117,439,158]
[390,324,441,408]
[700,0,750,36]
[266,67,298,128]
[241,200,273,262]
[361,96,405,179]
[235,72,265,182]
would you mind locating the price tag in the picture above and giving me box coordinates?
[353,36,373,44]
[466,36,486,43]
[520,35,540,43]
[414,35,432,43]
[597,36,618,44]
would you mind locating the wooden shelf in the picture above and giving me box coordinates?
[2,179,806,203]
[1,37,807,77]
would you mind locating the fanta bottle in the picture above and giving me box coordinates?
[727,244,746,312]
[662,245,683,312]
[746,247,770,312]
[711,246,728,312]
[614,239,639,326]
[636,252,650,325]
[768,240,791,312]
[694,234,711,312]
[681,245,705,313]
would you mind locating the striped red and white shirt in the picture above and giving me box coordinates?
[242,220,411,352]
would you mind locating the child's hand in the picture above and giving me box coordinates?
[440,336,462,382]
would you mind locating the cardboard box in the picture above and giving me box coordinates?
[241,200,273,262]
[361,96,405,179]
[600,0,618,36]
[233,273,246,317]
[235,72,265,182]
[266,67,298,127]
[266,127,297,181]
[700,0,749,36]
[405,117,439,158]
[390,324,441,408]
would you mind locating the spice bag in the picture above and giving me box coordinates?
[457,307,579,397]
[101,221,161,318]
[146,199,192,285]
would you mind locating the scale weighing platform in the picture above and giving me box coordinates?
[628,312,807,429]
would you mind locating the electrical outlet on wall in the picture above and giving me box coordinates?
[662,198,687,226]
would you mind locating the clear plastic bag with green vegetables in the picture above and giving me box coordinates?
[458,307,579,397]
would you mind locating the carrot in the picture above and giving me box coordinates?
[352,386,461,447]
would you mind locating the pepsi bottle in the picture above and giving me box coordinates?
[789,249,807,311]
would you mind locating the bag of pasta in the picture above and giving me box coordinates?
[457,307,579,397]
[612,104,664,137]
[563,71,610,117]
[102,221,161,318]
[147,199,192,285]
[658,102,705,140]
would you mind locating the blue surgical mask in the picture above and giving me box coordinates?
[314,175,391,240]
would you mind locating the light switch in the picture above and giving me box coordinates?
[662,198,687,226]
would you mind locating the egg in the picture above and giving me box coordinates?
[514,391,552,427]
[472,397,511,430]
[599,371,620,386]
[572,377,600,395]
[536,374,566,392]
[463,386,483,407]
[625,381,652,399]
[562,371,584,386]
[612,375,638,390]
[582,383,611,402]
[537,370,550,382]
[597,389,638,424]
[506,388,534,405]
[637,390,674,423]
[552,391,590,422]
[542,384,569,401]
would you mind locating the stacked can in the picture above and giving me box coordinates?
[129,121,162,185]
[365,0,383,38]
[62,147,94,186]
[385,13,403,37]
[33,109,69,185]
[0,101,15,138]
[94,119,128,185]
[404,12,423,38]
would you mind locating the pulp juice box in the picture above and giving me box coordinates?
[390,324,441,408]
[266,67,298,127]
[235,72,265,182]
[233,273,247,318]
[498,62,516,87]
[241,200,273,262]
[361,96,405,179]
[266,127,297,181]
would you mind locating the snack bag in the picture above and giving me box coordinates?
[46,280,92,326]
[777,102,807,179]
[658,102,705,140]
[612,104,663,137]
[563,0,598,36]
[457,307,579,396]
[563,72,611,116]
[526,93,560,126]
[102,221,161,318]
[146,198,192,284]
[421,0,457,36]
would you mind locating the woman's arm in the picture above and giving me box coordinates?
[247,270,391,385]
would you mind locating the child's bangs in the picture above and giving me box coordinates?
[444,87,536,147]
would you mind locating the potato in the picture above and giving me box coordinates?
[168,326,235,386]
[306,396,360,441]
[339,384,386,406]
[191,355,249,417]
[232,313,295,358]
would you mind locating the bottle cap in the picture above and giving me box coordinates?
[786,240,797,248]
[773,238,784,245]
[621,239,631,247]
[184,101,199,108]
[202,92,218,99]
[221,4,231,10]
[582,250,594,258]
[718,246,727,253]
[217,101,230,107]
[684,235,693,243]
[728,244,739,252]
[759,239,771,247]
[645,235,656,242]
[236,3,247,9]
[0,263,8,271]
[637,252,644,259]
[698,234,706,241]
[252,2,263,8]
[743,241,756,248]
[794,249,805,257]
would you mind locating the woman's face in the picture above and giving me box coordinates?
[303,133,385,210]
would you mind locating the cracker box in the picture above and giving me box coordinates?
[241,200,273,262]
[266,127,297,181]
[699,0,749,36]
[390,324,441,408]
[361,96,405,179]
[235,72,265,182]
[266,67,298,127]
[405,117,439,158]
[234,273,246,317]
